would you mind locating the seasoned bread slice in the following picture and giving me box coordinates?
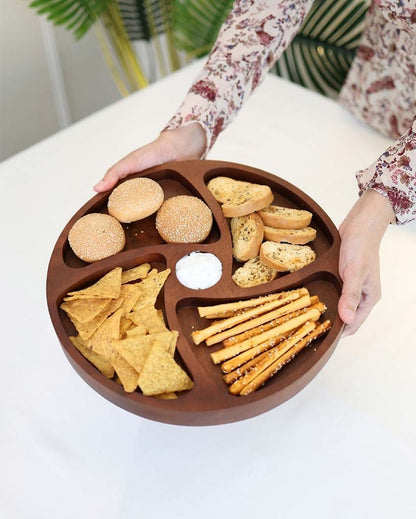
[263,225,316,245]
[260,241,316,272]
[258,205,312,229]
[207,177,274,217]
[231,213,264,262]
[232,257,278,288]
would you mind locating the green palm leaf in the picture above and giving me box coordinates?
[172,0,234,57]
[275,0,370,98]
[118,0,168,41]
[29,0,113,39]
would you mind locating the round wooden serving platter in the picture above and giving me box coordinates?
[47,160,343,426]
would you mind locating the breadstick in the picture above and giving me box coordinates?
[223,296,321,347]
[239,320,333,395]
[197,288,309,318]
[205,294,311,346]
[192,290,309,345]
[228,321,317,395]
[221,331,292,377]
[210,307,321,364]
[222,333,292,384]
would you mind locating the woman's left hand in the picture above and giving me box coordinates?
[337,189,395,336]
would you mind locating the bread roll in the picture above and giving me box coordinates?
[156,195,213,243]
[68,213,125,263]
[108,177,164,223]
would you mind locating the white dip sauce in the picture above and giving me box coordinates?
[175,252,222,289]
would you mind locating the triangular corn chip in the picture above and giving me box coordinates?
[132,269,170,310]
[60,297,112,324]
[129,306,168,334]
[138,342,193,396]
[69,335,114,378]
[125,324,147,337]
[108,350,139,393]
[65,267,122,300]
[69,296,124,341]
[121,263,151,284]
[112,331,177,374]
[119,284,141,317]
[88,308,123,357]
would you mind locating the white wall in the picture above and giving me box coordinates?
[0,0,120,161]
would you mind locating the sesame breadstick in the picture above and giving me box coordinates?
[239,320,332,396]
[205,295,311,346]
[221,331,293,376]
[197,288,309,318]
[192,290,308,345]
[222,296,321,347]
[210,307,321,364]
[228,321,317,395]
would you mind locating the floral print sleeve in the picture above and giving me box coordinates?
[339,1,416,225]
[164,0,314,154]
[356,116,416,225]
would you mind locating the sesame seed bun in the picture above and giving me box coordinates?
[156,195,213,243]
[108,177,164,223]
[68,213,125,263]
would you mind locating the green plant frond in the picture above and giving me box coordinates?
[172,0,234,57]
[35,0,74,15]
[275,0,370,98]
[118,0,167,41]
[29,0,112,39]
[47,5,82,26]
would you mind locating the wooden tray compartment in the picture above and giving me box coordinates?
[47,160,343,426]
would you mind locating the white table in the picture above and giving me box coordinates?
[2,60,415,519]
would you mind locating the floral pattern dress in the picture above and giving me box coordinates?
[164,0,416,225]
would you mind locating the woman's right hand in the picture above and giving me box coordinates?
[93,122,207,192]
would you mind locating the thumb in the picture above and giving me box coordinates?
[94,152,140,192]
[338,263,365,325]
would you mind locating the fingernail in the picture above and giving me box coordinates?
[94,180,104,190]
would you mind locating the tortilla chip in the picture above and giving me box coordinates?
[119,284,141,317]
[108,350,139,393]
[121,263,151,284]
[60,297,112,323]
[69,335,114,378]
[65,267,122,300]
[112,331,177,374]
[154,392,177,400]
[69,296,124,341]
[132,269,170,310]
[125,324,147,337]
[88,308,123,357]
[129,306,168,334]
[120,317,134,337]
[157,309,166,326]
[138,342,193,396]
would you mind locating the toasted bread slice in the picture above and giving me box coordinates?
[263,225,316,245]
[207,177,273,217]
[260,241,316,272]
[258,205,312,229]
[232,256,278,288]
[231,213,264,262]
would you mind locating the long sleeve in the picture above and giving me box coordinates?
[164,0,314,155]
[339,1,416,225]
[356,115,416,225]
